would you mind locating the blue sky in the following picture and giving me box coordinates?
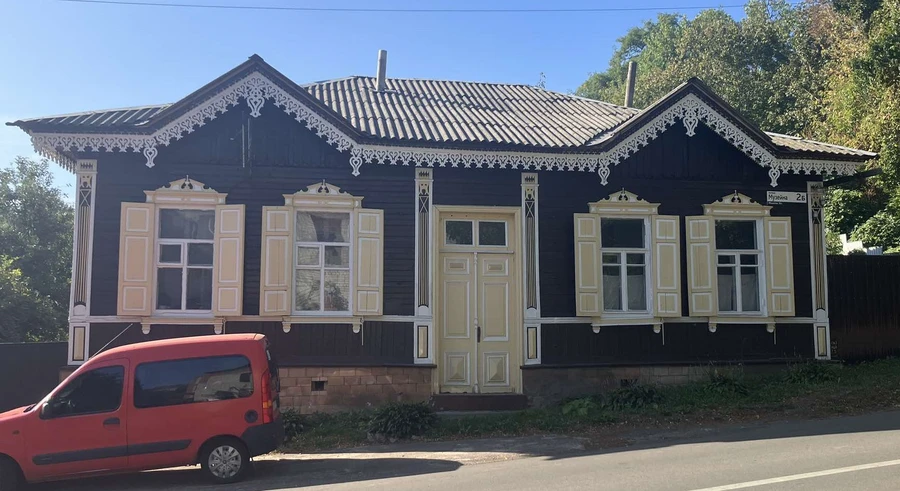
[0,0,750,198]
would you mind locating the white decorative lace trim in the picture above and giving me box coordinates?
[28,72,863,187]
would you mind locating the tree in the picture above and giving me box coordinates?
[0,157,73,341]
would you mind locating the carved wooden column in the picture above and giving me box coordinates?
[69,159,97,364]
[414,169,434,364]
[809,181,830,359]
[522,173,541,365]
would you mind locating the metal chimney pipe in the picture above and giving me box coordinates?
[376,50,388,92]
[624,61,637,107]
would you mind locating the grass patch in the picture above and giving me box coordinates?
[281,358,900,453]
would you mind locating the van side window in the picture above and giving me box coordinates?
[134,355,253,409]
[46,366,124,418]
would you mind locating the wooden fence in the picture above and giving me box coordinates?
[829,255,900,361]
[0,342,67,412]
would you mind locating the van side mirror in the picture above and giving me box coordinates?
[39,402,52,419]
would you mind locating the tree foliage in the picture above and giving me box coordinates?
[577,0,900,251]
[0,158,73,341]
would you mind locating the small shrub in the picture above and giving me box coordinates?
[603,384,662,411]
[561,397,601,417]
[785,361,840,384]
[281,408,304,441]
[367,402,438,440]
[705,370,749,395]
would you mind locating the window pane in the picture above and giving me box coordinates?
[295,270,321,311]
[601,218,644,248]
[324,246,350,267]
[297,246,320,266]
[50,366,124,417]
[445,220,473,245]
[186,268,213,310]
[626,253,645,265]
[740,254,758,265]
[134,356,253,409]
[715,221,756,250]
[627,266,647,310]
[188,243,214,266]
[602,253,621,265]
[296,212,349,243]
[718,255,736,265]
[159,244,181,264]
[159,209,215,240]
[323,270,350,311]
[741,266,760,311]
[478,221,506,246]
[157,268,183,310]
[602,265,622,310]
[717,266,737,311]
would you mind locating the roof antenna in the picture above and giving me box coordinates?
[624,61,637,108]
[376,50,388,92]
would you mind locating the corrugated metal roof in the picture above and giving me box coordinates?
[767,132,876,158]
[15,104,171,129]
[303,76,639,148]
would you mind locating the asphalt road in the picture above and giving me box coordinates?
[32,410,900,491]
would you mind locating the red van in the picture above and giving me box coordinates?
[0,334,283,489]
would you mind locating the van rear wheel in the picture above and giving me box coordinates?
[200,438,250,484]
[0,457,21,491]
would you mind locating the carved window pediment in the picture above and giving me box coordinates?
[144,176,226,205]
[703,192,771,217]
[283,181,363,208]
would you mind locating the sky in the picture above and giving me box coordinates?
[0,0,751,199]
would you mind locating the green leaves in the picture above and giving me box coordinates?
[0,157,73,341]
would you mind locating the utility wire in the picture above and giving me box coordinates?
[53,0,783,13]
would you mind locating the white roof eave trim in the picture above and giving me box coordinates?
[27,72,865,187]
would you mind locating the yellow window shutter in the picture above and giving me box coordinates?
[260,206,293,316]
[353,209,384,316]
[213,204,245,316]
[652,215,682,317]
[118,202,155,316]
[765,217,795,316]
[686,216,717,316]
[574,214,601,316]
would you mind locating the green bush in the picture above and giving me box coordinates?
[604,384,662,410]
[561,397,601,417]
[367,402,438,439]
[785,361,840,384]
[281,408,304,441]
[705,369,749,395]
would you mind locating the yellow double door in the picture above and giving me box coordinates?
[437,210,521,394]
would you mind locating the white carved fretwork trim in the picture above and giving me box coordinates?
[28,72,864,187]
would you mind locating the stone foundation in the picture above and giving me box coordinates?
[278,366,433,414]
[523,364,786,407]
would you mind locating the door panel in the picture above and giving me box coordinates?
[439,253,476,392]
[476,253,518,393]
[24,361,129,480]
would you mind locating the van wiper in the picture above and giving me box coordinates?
[24,404,36,412]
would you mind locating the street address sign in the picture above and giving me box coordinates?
[767,191,808,204]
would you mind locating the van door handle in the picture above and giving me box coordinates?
[103,417,120,426]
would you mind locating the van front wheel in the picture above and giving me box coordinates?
[200,438,250,484]
[0,456,21,491]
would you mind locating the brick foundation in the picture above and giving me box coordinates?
[278,366,434,414]
[523,364,786,407]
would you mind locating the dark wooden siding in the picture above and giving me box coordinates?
[0,342,67,412]
[539,123,814,318]
[89,107,415,317]
[541,323,812,365]
[88,321,413,366]
[829,255,900,361]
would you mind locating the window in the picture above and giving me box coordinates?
[716,220,761,313]
[45,366,124,418]
[444,220,507,247]
[600,218,648,312]
[294,211,351,313]
[134,355,253,408]
[156,209,215,312]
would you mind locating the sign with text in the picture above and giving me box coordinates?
[767,191,808,204]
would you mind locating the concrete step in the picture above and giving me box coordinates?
[432,393,528,412]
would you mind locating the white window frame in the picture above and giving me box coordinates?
[153,206,216,316]
[599,217,651,316]
[291,208,354,316]
[443,219,509,248]
[714,218,766,315]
